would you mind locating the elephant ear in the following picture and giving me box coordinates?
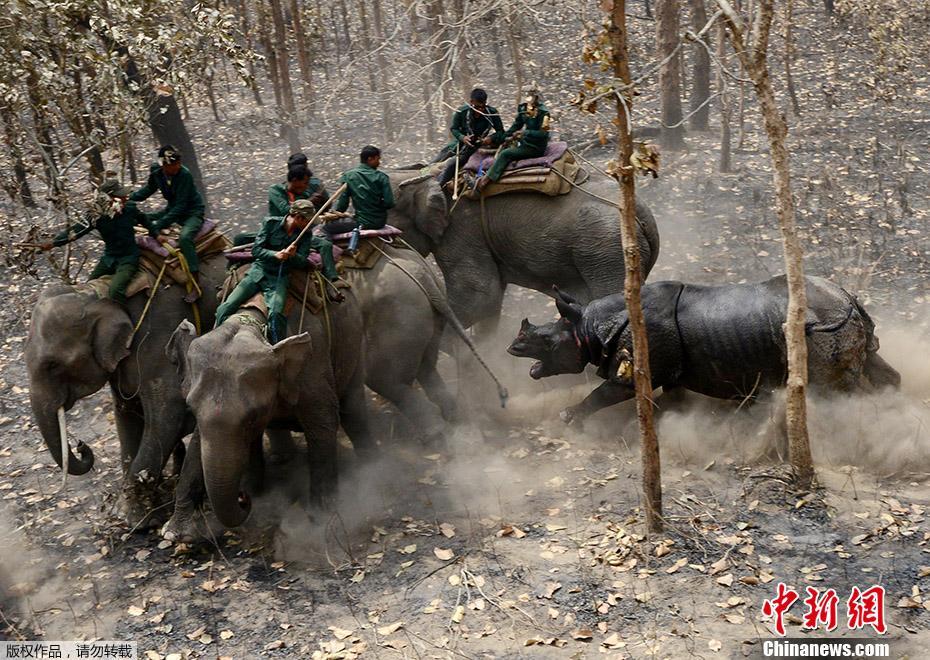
[272,332,313,406]
[555,298,582,325]
[167,320,198,397]
[91,301,134,373]
[412,179,449,243]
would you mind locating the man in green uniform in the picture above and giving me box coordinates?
[214,200,340,343]
[130,145,205,302]
[477,92,551,192]
[268,163,328,217]
[324,145,395,236]
[435,88,505,187]
[40,179,149,306]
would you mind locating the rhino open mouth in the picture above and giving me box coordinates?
[529,361,545,379]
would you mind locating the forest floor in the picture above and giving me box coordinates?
[4,6,930,659]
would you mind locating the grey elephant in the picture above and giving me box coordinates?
[386,170,661,332]
[344,241,506,443]
[507,276,901,435]
[165,289,372,531]
[25,255,225,526]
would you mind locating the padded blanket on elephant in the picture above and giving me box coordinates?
[464,141,570,173]
[135,221,230,286]
[460,150,579,200]
[220,264,350,318]
[79,269,156,301]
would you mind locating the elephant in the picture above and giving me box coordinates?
[385,169,661,334]
[24,254,226,527]
[164,287,372,533]
[507,276,901,436]
[343,241,506,443]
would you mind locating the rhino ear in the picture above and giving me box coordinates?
[520,318,532,333]
[552,286,581,306]
[555,299,582,324]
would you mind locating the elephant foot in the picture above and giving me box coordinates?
[161,509,218,545]
[559,407,585,430]
[117,491,168,531]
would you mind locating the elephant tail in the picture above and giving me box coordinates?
[378,240,509,407]
[634,200,661,277]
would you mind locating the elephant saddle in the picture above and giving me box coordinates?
[134,220,229,285]
[219,264,350,318]
[450,141,580,200]
[323,225,403,270]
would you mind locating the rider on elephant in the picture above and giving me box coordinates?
[268,163,329,217]
[477,91,551,192]
[324,145,395,236]
[130,145,205,302]
[40,179,149,306]
[435,88,505,188]
[215,199,341,342]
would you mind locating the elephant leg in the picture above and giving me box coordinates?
[367,369,447,446]
[339,366,377,460]
[561,380,637,428]
[297,391,340,509]
[162,430,211,544]
[266,429,296,465]
[122,396,187,529]
[111,390,143,476]
[417,334,457,422]
[442,256,505,330]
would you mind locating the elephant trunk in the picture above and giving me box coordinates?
[30,391,94,476]
[201,432,251,528]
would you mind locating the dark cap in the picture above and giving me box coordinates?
[98,179,134,198]
[158,145,181,165]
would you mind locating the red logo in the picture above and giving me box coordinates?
[762,584,886,636]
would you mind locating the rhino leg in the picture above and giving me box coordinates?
[561,380,636,428]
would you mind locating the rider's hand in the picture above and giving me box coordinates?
[462,135,474,147]
[274,249,290,261]
[481,136,493,146]
[156,234,170,244]
[39,241,53,251]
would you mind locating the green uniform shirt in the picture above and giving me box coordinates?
[267,179,327,217]
[446,104,505,150]
[334,163,395,230]
[52,202,147,259]
[130,163,205,234]
[250,216,313,280]
[504,103,551,152]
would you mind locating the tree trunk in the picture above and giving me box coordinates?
[716,0,813,488]
[257,0,283,107]
[716,20,732,172]
[656,0,686,149]
[370,0,395,140]
[505,10,526,104]
[0,108,35,207]
[356,0,380,96]
[688,0,711,130]
[289,0,314,103]
[609,0,663,534]
[783,0,802,117]
[269,0,301,151]
[239,0,265,106]
[409,7,438,144]
[823,0,834,15]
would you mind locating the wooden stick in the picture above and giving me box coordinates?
[452,142,461,201]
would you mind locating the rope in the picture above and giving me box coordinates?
[298,267,312,333]
[164,245,202,335]
[313,271,333,353]
[568,148,616,180]
[550,168,621,209]
[367,241,508,407]
[131,260,168,338]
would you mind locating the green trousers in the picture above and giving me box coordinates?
[231,232,338,281]
[89,254,140,305]
[152,212,204,272]
[486,144,545,182]
[214,267,291,342]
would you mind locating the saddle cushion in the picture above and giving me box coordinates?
[464,141,569,173]
[135,219,218,257]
